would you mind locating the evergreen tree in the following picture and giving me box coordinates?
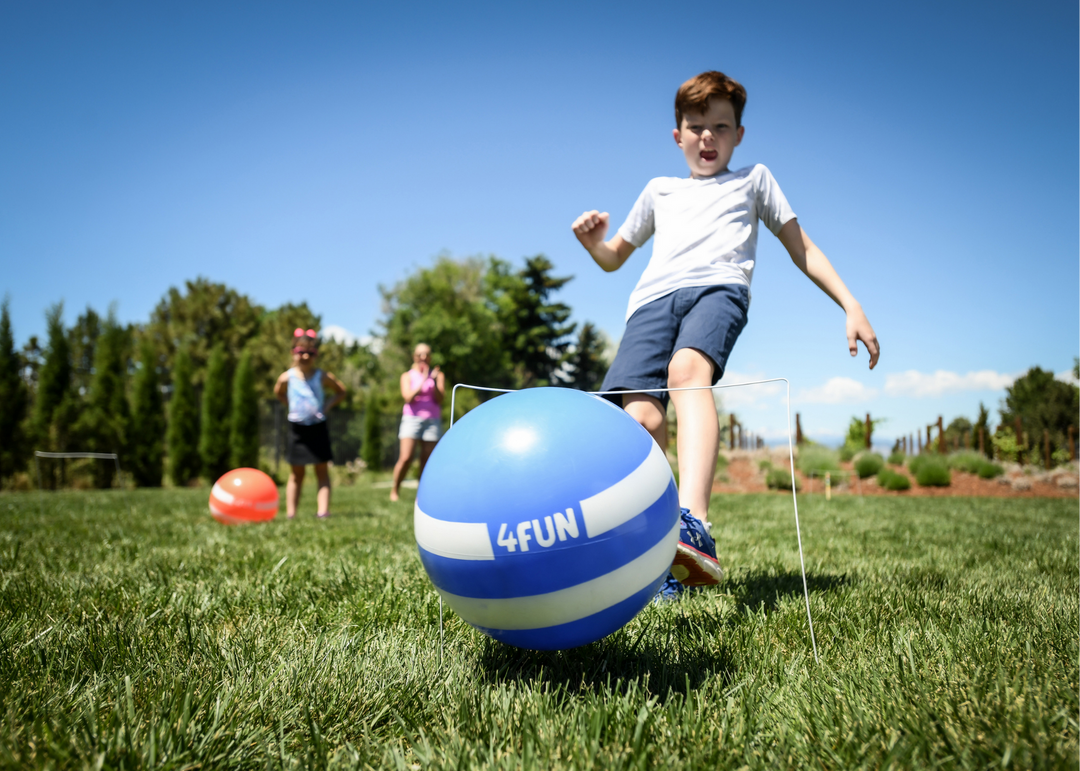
[566,322,610,391]
[973,402,992,458]
[229,348,260,469]
[129,339,164,487]
[361,392,383,470]
[0,299,29,483]
[68,306,101,398]
[76,311,131,488]
[199,345,232,480]
[167,345,200,486]
[488,255,576,387]
[33,303,73,448]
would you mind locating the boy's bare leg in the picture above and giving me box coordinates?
[314,462,331,515]
[622,393,667,449]
[286,465,305,518]
[667,348,719,522]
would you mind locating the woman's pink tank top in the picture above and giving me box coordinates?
[403,369,440,420]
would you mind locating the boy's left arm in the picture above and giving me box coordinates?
[777,219,880,369]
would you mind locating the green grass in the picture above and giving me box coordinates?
[0,483,1076,769]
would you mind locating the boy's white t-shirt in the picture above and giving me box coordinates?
[616,163,796,321]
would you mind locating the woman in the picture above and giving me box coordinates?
[390,343,445,502]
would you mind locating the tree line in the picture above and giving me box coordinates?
[0,254,610,489]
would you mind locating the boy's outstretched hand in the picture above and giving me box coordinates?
[846,305,880,370]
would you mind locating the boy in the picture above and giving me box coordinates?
[571,71,879,597]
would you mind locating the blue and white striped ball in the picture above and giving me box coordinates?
[414,387,680,650]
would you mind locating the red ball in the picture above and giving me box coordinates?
[209,468,279,525]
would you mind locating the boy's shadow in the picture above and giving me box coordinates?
[726,569,851,615]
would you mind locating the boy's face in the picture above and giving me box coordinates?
[673,98,744,178]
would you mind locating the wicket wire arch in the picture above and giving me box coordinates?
[434,377,820,665]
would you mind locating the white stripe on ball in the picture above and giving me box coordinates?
[580,441,671,538]
[433,522,679,631]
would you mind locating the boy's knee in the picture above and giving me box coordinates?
[623,394,666,433]
[290,466,306,481]
[668,347,716,388]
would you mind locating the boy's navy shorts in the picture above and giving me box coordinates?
[600,284,749,409]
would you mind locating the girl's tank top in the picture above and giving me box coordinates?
[287,368,326,425]
[403,368,440,420]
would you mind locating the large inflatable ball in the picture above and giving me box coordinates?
[414,387,680,650]
[209,468,279,525]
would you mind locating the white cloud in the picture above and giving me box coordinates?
[715,370,786,409]
[1056,370,1079,387]
[322,324,380,351]
[795,377,879,404]
[883,369,1016,398]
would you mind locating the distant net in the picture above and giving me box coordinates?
[33,451,125,491]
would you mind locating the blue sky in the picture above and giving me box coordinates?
[2,1,1077,446]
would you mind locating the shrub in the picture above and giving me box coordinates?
[887,451,905,466]
[977,460,1004,479]
[766,467,800,491]
[854,452,884,479]
[797,446,840,476]
[877,468,911,491]
[758,459,773,472]
[911,456,951,486]
[948,450,986,475]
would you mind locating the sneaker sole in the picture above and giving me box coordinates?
[672,542,723,586]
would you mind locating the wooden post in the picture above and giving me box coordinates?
[1044,429,1051,469]
[902,435,907,454]
[979,426,985,456]
[865,413,872,450]
[796,413,803,445]
[730,414,735,451]
[917,432,922,452]
[1069,426,1075,461]
[937,416,945,454]
[1014,417,1023,465]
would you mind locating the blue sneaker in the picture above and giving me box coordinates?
[652,572,685,603]
[671,508,723,586]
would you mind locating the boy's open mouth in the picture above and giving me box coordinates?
[700,150,718,161]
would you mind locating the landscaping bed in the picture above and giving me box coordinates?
[713,451,1080,498]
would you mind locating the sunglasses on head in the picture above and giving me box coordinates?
[292,347,318,356]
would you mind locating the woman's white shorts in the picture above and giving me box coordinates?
[398,415,442,442]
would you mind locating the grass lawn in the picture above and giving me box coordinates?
[0,481,1076,769]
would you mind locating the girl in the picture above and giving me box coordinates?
[390,343,445,501]
[274,329,346,518]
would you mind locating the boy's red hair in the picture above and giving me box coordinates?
[675,71,747,128]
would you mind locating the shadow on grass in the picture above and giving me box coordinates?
[473,616,737,700]
[726,569,851,615]
[467,572,849,700]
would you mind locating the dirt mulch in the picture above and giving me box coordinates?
[711,453,1080,499]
